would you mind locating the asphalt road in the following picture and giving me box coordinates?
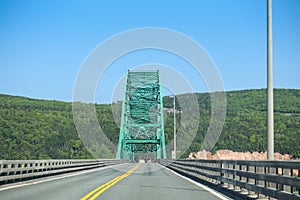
[0,163,231,200]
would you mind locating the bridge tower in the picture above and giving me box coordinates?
[116,70,167,160]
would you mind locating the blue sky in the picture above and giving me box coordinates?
[0,0,299,103]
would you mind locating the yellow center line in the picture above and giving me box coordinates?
[81,163,141,200]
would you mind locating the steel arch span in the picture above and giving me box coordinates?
[116,70,166,160]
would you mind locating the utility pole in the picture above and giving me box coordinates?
[267,0,274,160]
[173,96,176,159]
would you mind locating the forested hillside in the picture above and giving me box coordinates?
[0,95,92,159]
[0,88,299,159]
[171,89,300,158]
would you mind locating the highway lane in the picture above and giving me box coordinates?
[96,163,230,200]
[0,163,132,200]
[0,163,231,200]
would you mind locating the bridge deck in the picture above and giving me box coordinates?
[0,163,230,200]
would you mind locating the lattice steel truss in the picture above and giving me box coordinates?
[116,70,166,160]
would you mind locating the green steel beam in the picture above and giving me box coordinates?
[125,139,160,144]
[116,70,166,160]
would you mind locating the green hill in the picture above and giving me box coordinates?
[0,88,299,159]
[173,89,300,158]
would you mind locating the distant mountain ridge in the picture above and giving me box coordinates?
[0,88,299,159]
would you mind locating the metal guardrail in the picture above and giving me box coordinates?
[160,159,300,200]
[0,159,128,185]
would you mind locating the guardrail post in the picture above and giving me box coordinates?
[232,162,236,191]
[220,160,224,186]
[283,167,291,193]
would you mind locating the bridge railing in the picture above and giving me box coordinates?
[160,159,300,200]
[0,159,128,185]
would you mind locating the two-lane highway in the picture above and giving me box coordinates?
[0,163,230,200]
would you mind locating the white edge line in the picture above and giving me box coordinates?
[0,163,129,192]
[161,164,230,200]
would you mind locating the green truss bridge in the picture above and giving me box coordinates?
[116,70,166,160]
